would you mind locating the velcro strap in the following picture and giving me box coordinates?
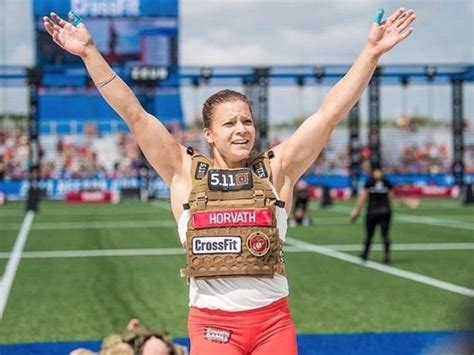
[275,200,285,208]
[195,192,207,209]
[254,189,265,207]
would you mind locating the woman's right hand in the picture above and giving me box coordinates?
[43,12,93,58]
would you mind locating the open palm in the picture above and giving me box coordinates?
[43,13,93,58]
[368,8,416,55]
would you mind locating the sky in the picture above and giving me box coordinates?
[0,0,473,125]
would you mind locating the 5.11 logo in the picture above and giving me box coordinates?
[208,169,253,191]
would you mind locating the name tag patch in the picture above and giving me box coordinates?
[192,208,273,229]
[208,169,253,191]
[192,236,242,254]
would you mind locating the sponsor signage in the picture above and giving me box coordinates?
[71,0,139,16]
[204,326,232,344]
[252,161,268,179]
[194,161,209,180]
[192,208,273,229]
[0,177,169,199]
[192,236,241,254]
[247,232,271,257]
[65,190,119,203]
[208,169,253,191]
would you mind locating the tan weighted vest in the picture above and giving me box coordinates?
[180,148,286,279]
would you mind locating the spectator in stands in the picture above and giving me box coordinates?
[0,157,5,179]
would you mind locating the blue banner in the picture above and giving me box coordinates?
[33,0,178,18]
[1,174,473,200]
[0,177,169,199]
[301,173,474,188]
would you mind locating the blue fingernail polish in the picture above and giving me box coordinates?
[374,8,384,25]
[68,10,82,26]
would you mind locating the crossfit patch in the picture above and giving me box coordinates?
[192,236,242,254]
[247,232,271,257]
[192,208,273,229]
[208,169,253,191]
[204,326,232,343]
[252,161,268,179]
[195,161,209,180]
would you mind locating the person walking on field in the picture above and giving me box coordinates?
[351,168,394,263]
[43,7,415,354]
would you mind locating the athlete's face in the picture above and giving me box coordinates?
[204,100,255,166]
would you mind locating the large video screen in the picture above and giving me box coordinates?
[36,17,178,66]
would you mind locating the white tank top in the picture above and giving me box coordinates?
[178,205,289,311]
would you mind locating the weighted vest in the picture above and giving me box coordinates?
[180,147,286,279]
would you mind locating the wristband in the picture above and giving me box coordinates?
[96,72,117,88]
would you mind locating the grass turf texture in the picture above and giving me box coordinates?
[0,198,472,344]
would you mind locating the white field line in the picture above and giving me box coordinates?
[0,220,176,230]
[0,209,167,217]
[1,243,473,260]
[327,205,474,231]
[286,236,474,298]
[395,215,474,230]
[0,218,354,230]
[2,212,472,231]
[0,211,35,319]
[0,246,301,259]
[292,242,474,252]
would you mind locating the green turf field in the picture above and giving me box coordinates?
[0,199,472,344]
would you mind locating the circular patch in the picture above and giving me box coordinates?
[247,232,270,257]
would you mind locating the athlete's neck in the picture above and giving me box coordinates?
[212,152,248,169]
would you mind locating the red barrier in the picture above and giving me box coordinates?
[65,190,120,204]
[308,187,352,200]
[306,186,458,200]
[392,185,457,198]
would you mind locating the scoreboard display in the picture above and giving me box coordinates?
[34,0,178,68]
[35,17,178,67]
[32,0,183,130]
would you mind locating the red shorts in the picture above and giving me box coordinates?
[188,297,297,355]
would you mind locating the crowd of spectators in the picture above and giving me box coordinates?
[0,128,31,180]
[0,129,138,180]
[390,143,450,174]
[305,143,453,176]
[111,132,153,178]
[0,128,470,180]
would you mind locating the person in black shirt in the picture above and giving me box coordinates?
[350,168,393,263]
[290,180,312,226]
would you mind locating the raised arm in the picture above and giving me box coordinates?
[43,12,186,185]
[273,8,416,182]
